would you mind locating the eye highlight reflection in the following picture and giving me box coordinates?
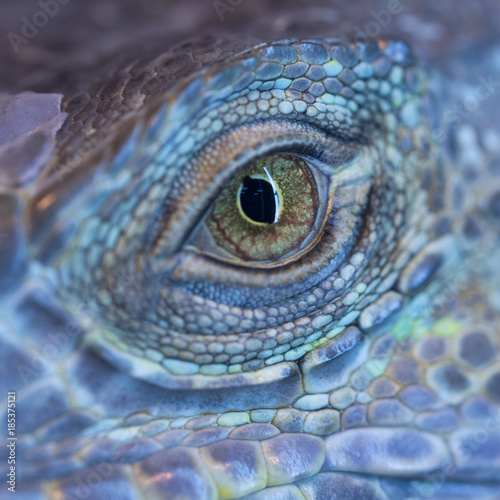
[201,154,325,263]
[238,166,280,225]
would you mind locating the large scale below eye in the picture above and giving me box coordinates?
[203,154,323,263]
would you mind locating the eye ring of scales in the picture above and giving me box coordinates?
[1,1,500,499]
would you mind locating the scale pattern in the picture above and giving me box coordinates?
[1,1,500,499]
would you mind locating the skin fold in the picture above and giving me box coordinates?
[0,1,499,499]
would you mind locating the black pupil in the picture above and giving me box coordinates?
[240,176,277,224]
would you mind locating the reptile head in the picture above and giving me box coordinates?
[1,2,500,499]
[34,38,448,385]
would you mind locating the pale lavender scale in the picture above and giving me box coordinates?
[298,472,386,500]
[398,385,440,411]
[262,433,325,485]
[415,407,461,432]
[182,426,232,447]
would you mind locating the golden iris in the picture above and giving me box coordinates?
[205,154,320,262]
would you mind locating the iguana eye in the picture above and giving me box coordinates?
[46,38,432,387]
[188,153,328,263]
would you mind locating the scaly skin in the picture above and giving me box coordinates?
[1,1,500,499]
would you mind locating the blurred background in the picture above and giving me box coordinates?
[0,0,498,95]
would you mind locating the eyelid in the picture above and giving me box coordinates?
[150,119,357,261]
